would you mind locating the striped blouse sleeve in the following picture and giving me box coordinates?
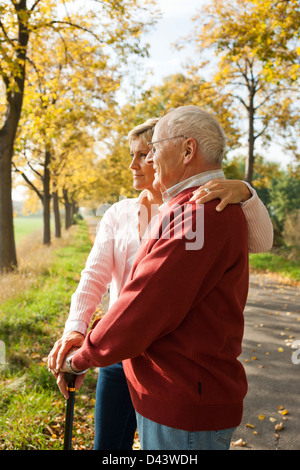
[64,208,116,336]
[241,182,273,253]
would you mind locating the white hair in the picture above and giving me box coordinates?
[164,106,226,165]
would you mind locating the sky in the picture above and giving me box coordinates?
[140,0,202,87]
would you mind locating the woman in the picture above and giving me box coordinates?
[48,117,273,450]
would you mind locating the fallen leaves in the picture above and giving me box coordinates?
[231,405,290,448]
[245,423,255,428]
[231,438,247,447]
[274,421,285,440]
[133,430,141,450]
[275,422,284,432]
[234,277,300,450]
[243,327,298,367]
[278,407,289,416]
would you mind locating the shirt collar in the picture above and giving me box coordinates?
[161,169,225,204]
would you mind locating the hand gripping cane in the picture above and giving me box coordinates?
[63,372,76,450]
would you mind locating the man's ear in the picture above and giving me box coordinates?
[183,138,197,165]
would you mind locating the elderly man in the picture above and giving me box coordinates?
[59,106,249,450]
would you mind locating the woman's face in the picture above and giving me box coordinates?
[129,137,155,191]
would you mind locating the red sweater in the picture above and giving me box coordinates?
[73,187,249,431]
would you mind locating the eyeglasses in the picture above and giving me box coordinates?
[147,135,188,154]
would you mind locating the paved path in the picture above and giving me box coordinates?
[232,274,300,450]
[85,217,300,450]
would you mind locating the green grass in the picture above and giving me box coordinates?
[0,221,98,450]
[249,250,300,282]
[14,216,44,244]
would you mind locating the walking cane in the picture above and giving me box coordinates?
[63,372,76,450]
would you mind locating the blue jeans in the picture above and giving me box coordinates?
[136,412,236,450]
[94,362,137,450]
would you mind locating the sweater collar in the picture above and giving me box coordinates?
[161,169,225,205]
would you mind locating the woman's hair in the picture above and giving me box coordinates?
[128,117,160,145]
[165,106,226,165]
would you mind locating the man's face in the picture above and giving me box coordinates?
[146,117,185,193]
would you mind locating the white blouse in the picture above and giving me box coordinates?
[64,184,273,336]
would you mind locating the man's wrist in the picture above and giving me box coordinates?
[65,354,89,376]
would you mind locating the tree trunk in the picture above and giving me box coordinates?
[53,190,61,238]
[63,189,72,229]
[244,91,255,185]
[43,148,51,245]
[72,201,79,217]
[0,0,29,271]
[0,107,21,272]
[0,142,17,272]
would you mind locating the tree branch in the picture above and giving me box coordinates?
[0,19,16,49]
[254,124,268,141]
[0,63,10,90]
[12,162,43,202]
[231,93,249,110]
[46,21,104,44]
[25,55,44,93]
[27,160,43,180]
[30,0,43,12]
